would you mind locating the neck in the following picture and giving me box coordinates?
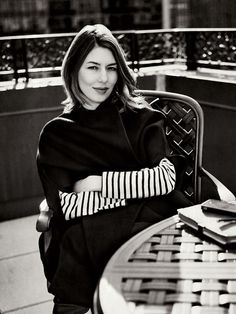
[82,102,101,110]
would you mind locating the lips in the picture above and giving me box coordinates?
[93,87,109,95]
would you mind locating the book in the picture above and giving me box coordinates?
[178,200,236,245]
[201,199,236,215]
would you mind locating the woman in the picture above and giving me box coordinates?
[37,24,191,314]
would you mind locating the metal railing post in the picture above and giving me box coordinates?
[21,38,29,82]
[11,40,19,83]
[185,31,197,71]
[130,31,139,71]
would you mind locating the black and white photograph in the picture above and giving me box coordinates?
[1,1,236,313]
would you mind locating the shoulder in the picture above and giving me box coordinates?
[41,113,74,135]
[139,107,165,123]
[39,114,75,148]
[122,105,165,127]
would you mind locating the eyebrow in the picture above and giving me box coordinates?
[86,61,117,66]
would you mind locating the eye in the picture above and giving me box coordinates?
[108,66,117,72]
[87,66,98,70]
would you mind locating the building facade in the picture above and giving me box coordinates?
[48,0,103,32]
[188,0,236,28]
[101,0,162,30]
[1,0,236,35]
[0,0,163,35]
[170,0,236,28]
[0,0,49,34]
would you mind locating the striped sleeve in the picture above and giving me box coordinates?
[101,158,176,199]
[59,190,127,220]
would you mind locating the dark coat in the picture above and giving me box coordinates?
[37,98,191,305]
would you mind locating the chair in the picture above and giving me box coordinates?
[36,90,235,310]
[136,90,235,204]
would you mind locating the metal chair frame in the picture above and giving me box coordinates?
[138,90,204,204]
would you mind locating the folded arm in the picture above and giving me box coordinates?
[73,158,176,199]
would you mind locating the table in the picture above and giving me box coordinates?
[94,215,236,314]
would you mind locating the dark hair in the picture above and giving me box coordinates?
[61,24,146,112]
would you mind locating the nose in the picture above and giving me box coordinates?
[98,69,108,83]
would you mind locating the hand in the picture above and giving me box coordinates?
[73,175,102,193]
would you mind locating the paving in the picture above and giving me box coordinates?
[0,215,53,313]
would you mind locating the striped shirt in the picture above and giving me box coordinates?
[59,158,176,220]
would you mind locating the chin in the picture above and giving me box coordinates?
[98,95,110,102]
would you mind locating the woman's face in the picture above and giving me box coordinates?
[78,46,118,110]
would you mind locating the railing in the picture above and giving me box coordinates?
[0,28,236,82]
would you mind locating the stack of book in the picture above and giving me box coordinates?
[178,199,236,245]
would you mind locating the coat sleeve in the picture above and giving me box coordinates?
[37,118,82,193]
[100,108,176,200]
[134,108,188,192]
[121,107,171,167]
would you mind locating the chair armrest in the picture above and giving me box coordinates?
[200,167,235,202]
[36,199,53,232]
